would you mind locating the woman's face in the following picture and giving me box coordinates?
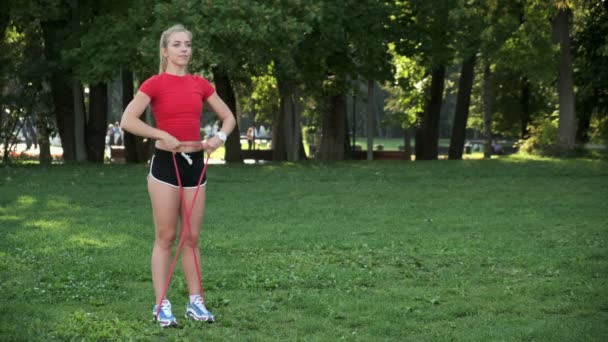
[164,31,191,68]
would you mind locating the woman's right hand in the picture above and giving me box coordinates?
[160,132,181,151]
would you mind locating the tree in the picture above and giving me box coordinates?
[447,1,488,160]
[394,0,458,160]
[1,12,55,164]
[573,0,608,144]
[552,2,577,149]
[298,0,394,161]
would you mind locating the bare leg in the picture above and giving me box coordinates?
[148,177,181,304]
[180,186,206,296]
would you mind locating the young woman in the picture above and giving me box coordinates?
[120,24,236,327]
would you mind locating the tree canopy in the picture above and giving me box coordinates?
[1,0,606,163]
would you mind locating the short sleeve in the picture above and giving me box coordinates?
[138,75,158,98]
[199,77,215,100]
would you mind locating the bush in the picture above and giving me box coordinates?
[518,116,558,154]
[589,114,608,145]
[518,116,600,158]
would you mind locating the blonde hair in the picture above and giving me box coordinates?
[159,24,192,74]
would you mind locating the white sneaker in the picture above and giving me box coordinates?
[152,299,178,327]
[185,296,215,323]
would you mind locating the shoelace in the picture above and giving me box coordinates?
[194,298,209,314]
[160,303,173,317]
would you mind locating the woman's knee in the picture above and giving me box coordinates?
[155,230,177,250]
[183,233,200,249]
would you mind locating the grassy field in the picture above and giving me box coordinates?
[0,156,607,341]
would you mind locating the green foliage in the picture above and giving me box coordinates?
[589,114,608,144]
[573,1,608,142]
[383,44,426,129]
[64,1,143,84]
[519,115,558,154]
[239,64,280,125]
[496,2,558,83]
[393,0,459,68]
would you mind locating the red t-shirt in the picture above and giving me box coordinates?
[138,72,215,141]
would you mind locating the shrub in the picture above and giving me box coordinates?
[518,116,558,154]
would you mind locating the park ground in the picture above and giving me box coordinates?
[0,155,607,341]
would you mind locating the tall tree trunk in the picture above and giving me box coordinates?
[553,7,577,149]
[291,88,305,160]
[123,69,141,162]
[51,75,76,161]
[415,65,445,160]
[575,87,595,144]
[319,92,350,160]
[37,120,52,165]
[122,70,151,163]
[366,80,374,161]
[213,67,242,163]
[520,76,531,139]
[275,79,305,161]
[373,87,383,138]
[73,82,87,161]
[448,53,477,160]
[41,19,76,161]
[86,82,108,162]
[272,93,287,161]
[483,64,493,159]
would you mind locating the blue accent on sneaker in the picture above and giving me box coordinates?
[185,296,215,322]
[153,299,177,327]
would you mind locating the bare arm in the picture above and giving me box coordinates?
[119,91,180,150]
[201,92,237,153]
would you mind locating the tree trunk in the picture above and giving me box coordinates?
[86,82,108,162]
[51,75,76,161]
[319,93,350,160]
[73,82,87,161]
[448,53,477,160]
[213,67,242,163]
[275,79,305,161]
[366,80,374,161]
[483,64,493,159]
[41,20,76,161]
[520,77,531,139]
[553,7,577,149]
[272,94,287,161]
[415,65,445,160]
[575,88,594,144]
[38,121,52,165]
[122,69,151,163]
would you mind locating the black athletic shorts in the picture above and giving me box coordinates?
[148,148,207,188]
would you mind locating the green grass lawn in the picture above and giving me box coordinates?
[1,156,607,341]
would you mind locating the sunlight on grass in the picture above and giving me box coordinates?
[45,196,79,210]
[0,214,19,222]
[16,195,37,208]
[68,236,112,248]
[501,153,562,163]
[25,219,67,232]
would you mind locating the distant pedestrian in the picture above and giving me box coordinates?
[246,126,254,150]
[107,124,115,145]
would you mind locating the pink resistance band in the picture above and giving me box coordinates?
[155,152,210,320]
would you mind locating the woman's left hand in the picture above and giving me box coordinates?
[201,137,222,154]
